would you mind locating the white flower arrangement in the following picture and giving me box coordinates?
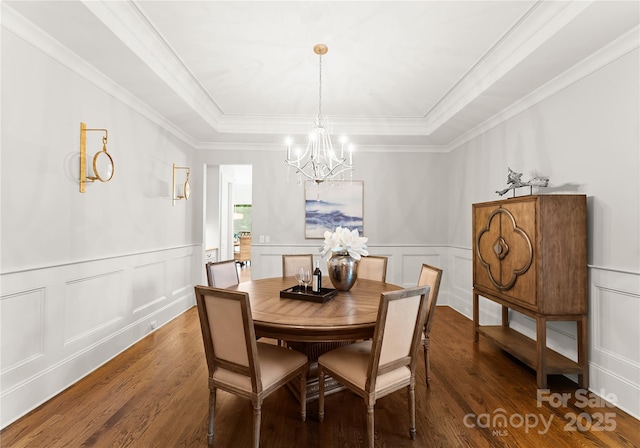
[320,226,369,260]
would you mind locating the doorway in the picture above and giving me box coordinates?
[204,164,252,273]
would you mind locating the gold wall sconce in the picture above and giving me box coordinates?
[79,122,114,193]
[172,163,191,206]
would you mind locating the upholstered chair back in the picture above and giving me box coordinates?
[367,285,429,392]
[206,260,240,288]
[197,287,260,392]
[282,254,313,278]
[417,263,442,335]
[357,255,388,282]
[416,263,443,387]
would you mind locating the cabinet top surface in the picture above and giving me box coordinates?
[473,194,586,207]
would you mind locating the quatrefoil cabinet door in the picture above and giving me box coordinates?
[473,198,537,309]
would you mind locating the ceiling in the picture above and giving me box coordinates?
[5,1,640,151]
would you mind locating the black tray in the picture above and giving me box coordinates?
[280,285,338,303]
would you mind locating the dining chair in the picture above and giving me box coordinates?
[417,263,443,388]
[282,254,313,277]
[318,285,430,448]
[194,286,308,448]
[206,259,239,288]
[357,255,388,282]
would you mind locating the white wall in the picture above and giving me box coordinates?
[198,150,450,249]
[195,149,451,285]
[1,21,200,427]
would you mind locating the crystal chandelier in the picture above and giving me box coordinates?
[285,44,354,184]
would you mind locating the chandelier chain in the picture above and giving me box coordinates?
[318,53,323,120]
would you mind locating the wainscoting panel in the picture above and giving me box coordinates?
[170,253,195,297]
[0,288,46,372]
[400,253,443,287]
[133,261,167,314]
[589,267,640,419]
[64,271,125,345]
[593,284,639,364]
[254,251,301,279]
[0,245,199,429]
[448,247,473,317]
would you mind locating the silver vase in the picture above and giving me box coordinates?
[327,252,357,291]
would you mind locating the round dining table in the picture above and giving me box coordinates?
[230,276,402,342]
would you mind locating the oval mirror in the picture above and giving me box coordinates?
[93,151,114,182]
[183,179,191,200]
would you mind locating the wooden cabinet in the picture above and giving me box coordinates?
[472,194,588,389]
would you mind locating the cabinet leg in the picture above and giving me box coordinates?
[577,316,589,389]
[536,316,547,389]
[473,292,479,343]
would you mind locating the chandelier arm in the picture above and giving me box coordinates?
[285,161,315,180]
[324,162,351,178]
[284,142,313,164]
[285,159,354,182]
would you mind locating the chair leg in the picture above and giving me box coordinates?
[366,403,375,448]
[408,383,416,440]
[424,336,431,388]
[300,369,307,421]
[318,365,325,422]
[252,401,262,448]
[208,388,216,446]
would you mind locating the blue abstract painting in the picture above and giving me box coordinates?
[305,180,364,238]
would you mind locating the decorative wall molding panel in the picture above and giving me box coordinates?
[0,245,199,428]
[64,270,125,345]
[0,288,46,374]
[133,261,167,315]
[589,267,640,418]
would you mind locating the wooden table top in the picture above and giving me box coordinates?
[230,276,402,342]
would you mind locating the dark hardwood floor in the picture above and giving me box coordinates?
[1,302,638,447]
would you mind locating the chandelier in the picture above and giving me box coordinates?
[285,44,354,184]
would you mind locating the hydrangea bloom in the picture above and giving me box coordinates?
[320,226,369,260]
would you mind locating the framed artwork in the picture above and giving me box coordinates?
[305,180,364,238]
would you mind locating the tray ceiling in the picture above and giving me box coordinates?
[4,1,639,150]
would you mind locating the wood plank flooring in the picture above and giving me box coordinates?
[1,305,638,447]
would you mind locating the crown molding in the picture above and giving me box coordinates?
[2,2,198,148]
[447,24,640,152]
[194,140,446,153]
[82,0,224,128]
[423,1,593,135]
[212,114,431,137]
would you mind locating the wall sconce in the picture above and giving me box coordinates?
[79,122,114,193]
[172,163,191,206]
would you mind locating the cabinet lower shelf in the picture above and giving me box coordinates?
[477,326,583,375]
